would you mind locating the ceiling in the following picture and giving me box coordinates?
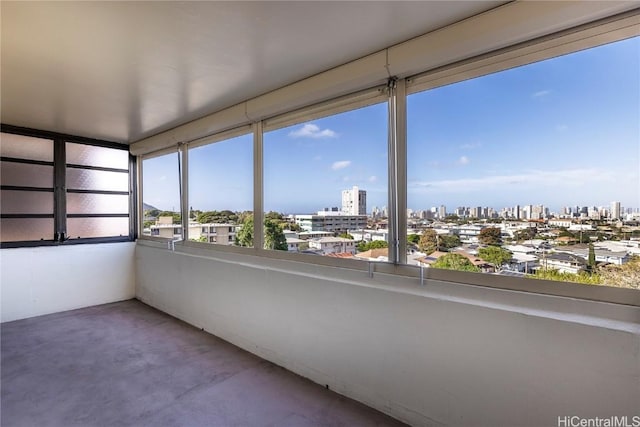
[1,1,507,144]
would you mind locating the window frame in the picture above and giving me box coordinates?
[135,12,640,307]
[1,124,136,248]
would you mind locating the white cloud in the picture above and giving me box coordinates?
[331,160,351,170]
[460,142,482,149]
[458,156,470,165]
[368,175,377,183]
[409,168,616,194]
[289,123,337,139]
[532,90,551,98]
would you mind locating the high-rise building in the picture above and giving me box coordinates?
[341,186,366,215]
[438,205,447,219]
[611,201,621,219]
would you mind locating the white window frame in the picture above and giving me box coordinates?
[136,10,640,307]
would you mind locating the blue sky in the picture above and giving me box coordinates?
[144,36,639,215]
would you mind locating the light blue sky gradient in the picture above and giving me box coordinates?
[143,37,639,215]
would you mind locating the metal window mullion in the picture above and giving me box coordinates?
[387,79,399,264]
[396,79,408,265]
[180,144,189,241]
[53,138,66,242]
[137,156,144,238]
[253,121,264,251]
[128,153,137,240]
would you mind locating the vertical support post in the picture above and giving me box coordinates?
[136,155,143,240]
[253,121,264,251]
[130,153,139,240]
[53,138,66,242]
[387,78,398,264]
[396,78,408,265]
[180,143,189,242]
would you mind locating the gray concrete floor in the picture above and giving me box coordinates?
[1,299,406,427]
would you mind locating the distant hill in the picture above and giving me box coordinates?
[143,203,159,212]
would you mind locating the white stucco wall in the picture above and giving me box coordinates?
[1,242,136,322]
[135,241,640,427]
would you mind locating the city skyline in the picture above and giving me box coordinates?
[143,36,639,215]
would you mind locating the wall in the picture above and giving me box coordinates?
[1,242,136,322]
[136,241,640,427]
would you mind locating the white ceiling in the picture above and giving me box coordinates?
[1,1,507,144]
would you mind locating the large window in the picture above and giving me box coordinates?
[66,142,130,239]
[0,128,133,246]
[263,102,388,258]
[141,152,181,239]
[0,132,55,243]
[406,37,640,289]
[188,133,253,246]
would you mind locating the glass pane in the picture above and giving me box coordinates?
[0,133,53,161]
[189,134,252,246]
[406,37,640,290]
[66,168,128,192]
[264,103,387,258]
[142,153,181,238]
[1,161,53,188]
[0,218,53,242]
[66,142,128,169]
[1,190,53,214]
[67,217,129,239]
[66,193,129,214]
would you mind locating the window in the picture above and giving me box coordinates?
[66,142,130,239]
[188,133,252,246]
[263,102,388,258]
[406,37,640,289]
[1,128,132,247]
[141,152,181,239]
[0,132,54,243]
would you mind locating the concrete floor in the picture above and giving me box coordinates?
[1,299,406,427]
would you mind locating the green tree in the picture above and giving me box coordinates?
[339,233,354,240]
[514,227,536,242]
[264,219,287,250]
[478,246,512,272]
[528,269,601,285]
[418,229,438,254]
[431,253,480,272]
[478,227,502,245]
[235,217,287,251]
[439,234,461,251]
[235,217,254,247]
[357,240,388,252]
[407,234,420,245]
[587,243,596,272]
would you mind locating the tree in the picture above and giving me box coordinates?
[478,246,512,272]
[528,269,601,285]
[407,234,420,245]
[339,233,354,240]
[431,253,480,272]
[357,240,388,252]
[418,229,438,254]
[514,227,536,242]
[235,217,254,247]
[478,227,502,245]
[439,235,461,251]
[235,217,287,251]
[587,243,596,272]
[264,219,288,250]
